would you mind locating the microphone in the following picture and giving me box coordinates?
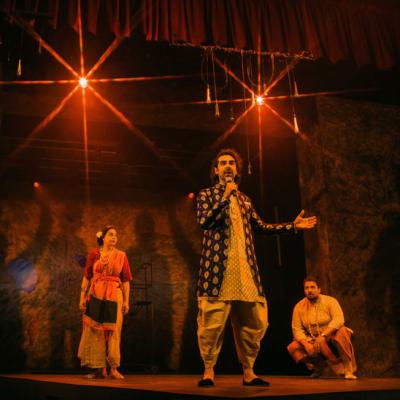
[225,176,237,196]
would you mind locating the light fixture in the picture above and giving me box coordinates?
[79,77,88,89]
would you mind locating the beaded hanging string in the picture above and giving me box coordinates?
[285,56,299,134]
[211,49,220,117]
[241,51,252,175]
[201,49,212,104]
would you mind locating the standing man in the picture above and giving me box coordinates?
[196,148,317,387]
[287,276,357,379]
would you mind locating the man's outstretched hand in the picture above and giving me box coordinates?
[294,210,317,230]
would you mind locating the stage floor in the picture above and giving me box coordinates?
[1,374,400,400]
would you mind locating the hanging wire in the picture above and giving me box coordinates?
[228,57,235,122]
[269,54,275,85]
[201,49,211,103]
[262,53,268,93]
[211,49,220,117]
[203,48,229,116]
[246,51,274,93]
[16,28,25,77]
[246,53,259,92]
[241,51,252,175]
[285,56,299,134]
[291,67,299,97]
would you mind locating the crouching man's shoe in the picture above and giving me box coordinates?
[243,377,270,387]
[198,378,214,387]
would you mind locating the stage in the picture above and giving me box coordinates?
[1,374,400,400]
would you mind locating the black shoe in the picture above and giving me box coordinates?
[198,378,215,387]
[243,377,270,387]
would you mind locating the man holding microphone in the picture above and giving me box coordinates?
[196,148,317,387]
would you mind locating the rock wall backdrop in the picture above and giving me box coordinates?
[0,186,201,373]
[297,96,400,377]
[0,95,399,376]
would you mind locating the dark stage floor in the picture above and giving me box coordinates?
[1,374,400,400]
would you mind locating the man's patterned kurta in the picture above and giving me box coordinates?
[196,182,296,298]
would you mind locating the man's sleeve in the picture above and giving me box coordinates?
[196,190,229,230]
[327,297,345,330]
[249,200,297,235]
[292,303,308,341]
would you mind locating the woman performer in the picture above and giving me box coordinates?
[78,225,132,379]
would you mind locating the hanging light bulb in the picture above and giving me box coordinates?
[79,77,88,89]
[294,80,299,97]
[17,58,22,77]
[293,113,299,134]
[247,162,252,175]
[256,95,264,106]
[206,84,211,104]
[214,102,220,118]
[229,105,235,122]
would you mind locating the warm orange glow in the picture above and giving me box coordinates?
[2,85,79,170]
[11,14,79,78]
[4,3,368,189]
[1,3,193,186]
[82,85,89,183]
[90,74,199,83]
[154,97,252,107]
[86,4,145,79]
[87,37,124,79]
[77,0,85,77]
[88,86,161,154]
[33,182,40,188]
[79,77,88,88]
[188,192,195,200]
[209,103,255,151]
[0,79,76,85]
[87,86,192,182]
[214,56,254,96]
[263,102,296,131]
[266,88,379,101]
[263,59,298,96]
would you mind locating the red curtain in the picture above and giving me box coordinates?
[140,0,400,69]
[1,0,400,69]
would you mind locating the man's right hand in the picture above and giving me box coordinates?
[223,181,237,200]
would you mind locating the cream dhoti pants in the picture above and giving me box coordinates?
[197,298,268,369]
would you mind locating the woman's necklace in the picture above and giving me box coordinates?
[100,247,113,260]
[100,247,113,273]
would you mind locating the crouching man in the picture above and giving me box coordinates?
[287,276,357,379]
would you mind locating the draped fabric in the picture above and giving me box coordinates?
[1,0,400,69]
[141,0,400,69]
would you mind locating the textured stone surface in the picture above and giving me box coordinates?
[0,187,200,372]
[0,96,398,376]
[297,96,400,376]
